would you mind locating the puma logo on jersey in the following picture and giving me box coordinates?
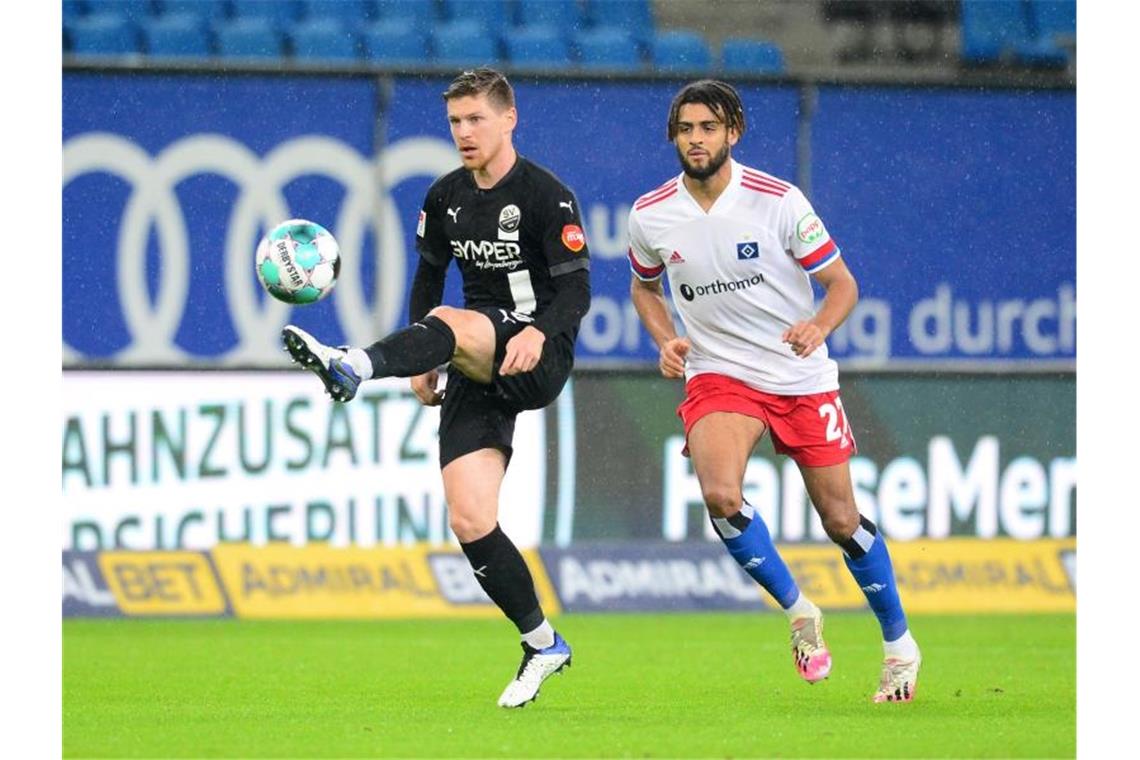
[498,309,534,324]
[447,207,461,223]
[559,200,574,214]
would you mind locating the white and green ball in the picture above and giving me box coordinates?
[255,219,341,305]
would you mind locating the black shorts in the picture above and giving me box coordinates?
[438,307,574,469]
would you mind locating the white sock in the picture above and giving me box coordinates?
[521,619,556,650]
[345,348,373,380]
[883,629,919,660]
[783,591,818,620]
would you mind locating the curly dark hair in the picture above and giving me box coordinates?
[666,79,746,141]
[442,67,515,112]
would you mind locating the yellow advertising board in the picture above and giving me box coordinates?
[210,543,561,619]
[781,538,1075,613]
[99,551,228,616]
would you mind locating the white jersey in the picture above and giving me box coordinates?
[628,159,842,395]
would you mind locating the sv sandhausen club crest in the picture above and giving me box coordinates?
[498,204,521,241]
[499,204,521,232]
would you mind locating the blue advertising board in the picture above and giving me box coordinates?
[812,87,1076,365]
[62,72,1074,368]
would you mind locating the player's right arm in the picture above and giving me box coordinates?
[409,185,452,405]
[631,277,689,378]
[626,211,689,379]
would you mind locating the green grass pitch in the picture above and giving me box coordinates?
[64,612,1074,758]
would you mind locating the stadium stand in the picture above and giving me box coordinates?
[63,0,86,22]
[360,17,430,63]
[1014,0,1075,68]
[59,0,1074,80]
[288,17,360,61]
[431,19,500,66]
[720,38,785,75]
[504,24,572,68]
[375,0,436,31]
[516,0,586,34]
[214,16,285,59]
[157,0,229,24]
[229,0,301,25]
[587,0,654,49]
[650,29,713,72]
[82,0,153,22]
[66,11,141,56]
[439,0,509,34]
[140,11,212,57]
[573,27,643,71]
[300,0,374,24]
[959,0,1033,64]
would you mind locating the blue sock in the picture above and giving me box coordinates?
[840,516,909,642]
[712,502,800,609]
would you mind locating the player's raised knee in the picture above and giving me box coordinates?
[429,306,490,345]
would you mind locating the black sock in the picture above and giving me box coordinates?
[460,524,544,634]
[364,315,455,378]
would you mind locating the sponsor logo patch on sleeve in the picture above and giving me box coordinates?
[796,213,826,245]
[561,224,586,253]
[416,210,426,238]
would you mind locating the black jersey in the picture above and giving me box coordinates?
[415,156,591,335]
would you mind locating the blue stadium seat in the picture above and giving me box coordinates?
[360,17,428,62]
[300,0,374,24]
[1015,0,1074,68]
[573,27,642,70]
[141,11,211,57]
[83,1,155,23]
[650,29,711,72]
[439,0,508,34]
[1028,0,1076,39]
[214,16,285,58]
[504,24,570,68]
[154,1,228,23]
[63,1,87,22]
[289,17,359,60]
[375,0,436,31]
[66,12,142,55]
[431,20,499,66]
[959,0,1033,63]
[587,0,653,31]
[229,0,301,25]
[587,0,653,49]
[516,0,585,33]
[720,38,785,75]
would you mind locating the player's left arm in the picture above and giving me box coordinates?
[500,188,591,376]
[783,256,859,358]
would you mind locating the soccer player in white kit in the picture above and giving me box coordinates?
[628,80,922,702]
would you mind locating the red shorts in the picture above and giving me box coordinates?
[677,373,857,467]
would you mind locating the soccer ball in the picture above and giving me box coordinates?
[255,219,341,305]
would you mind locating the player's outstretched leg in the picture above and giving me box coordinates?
[281,325,361,402]
[282,314,459,402]
[709,502,832,683]
[838,515,921,703]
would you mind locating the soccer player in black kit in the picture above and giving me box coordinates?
[281,68,590,708]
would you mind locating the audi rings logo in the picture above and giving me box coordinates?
[63,133,459,365]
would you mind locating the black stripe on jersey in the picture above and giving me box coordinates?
[550,258,590,277]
